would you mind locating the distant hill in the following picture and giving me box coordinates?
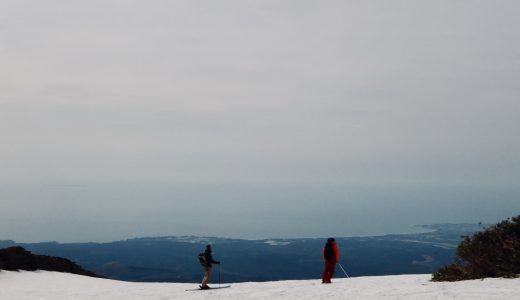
[0,246,101,278]
[4,224,486,282]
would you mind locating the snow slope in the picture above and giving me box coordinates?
[1,270,519,300]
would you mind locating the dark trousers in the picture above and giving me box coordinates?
[322,259,336,283]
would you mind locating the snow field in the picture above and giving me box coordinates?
[1,270,519,300]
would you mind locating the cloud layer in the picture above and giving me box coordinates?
[1,0,519,242]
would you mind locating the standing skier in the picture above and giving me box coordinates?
[200,244,220,289]
[322,237,339,284]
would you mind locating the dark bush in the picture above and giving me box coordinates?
[431,263,465,281]
[432,215,520,281]
[0,246,101,278]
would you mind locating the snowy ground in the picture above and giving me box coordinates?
[1,270,519,300]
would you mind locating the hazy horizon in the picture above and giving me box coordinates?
[1,0,519,243]
[3,183,519,243]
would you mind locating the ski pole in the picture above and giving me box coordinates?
[338,263,350,278]
[218,263,221,288]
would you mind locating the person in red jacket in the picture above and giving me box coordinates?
[322,237,339,283]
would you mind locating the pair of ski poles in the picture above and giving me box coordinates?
[218,263,221,288]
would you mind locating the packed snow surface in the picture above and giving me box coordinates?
[1,270,519,300]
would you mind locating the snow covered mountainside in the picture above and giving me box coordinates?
[1,271,519,300]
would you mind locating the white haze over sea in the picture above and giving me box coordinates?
[1,0,520,243]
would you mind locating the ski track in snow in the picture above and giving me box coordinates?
[1,270,519,300]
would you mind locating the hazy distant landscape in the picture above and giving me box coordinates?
[0,224,484,282]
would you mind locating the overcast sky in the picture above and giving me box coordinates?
[1,0,519,242]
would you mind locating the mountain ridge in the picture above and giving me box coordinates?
[1,224,485,282]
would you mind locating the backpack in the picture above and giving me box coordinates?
[197,252,206,266]
[324,243,334,260]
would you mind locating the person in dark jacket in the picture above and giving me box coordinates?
[322,237,339,283]
[200,244,220,289]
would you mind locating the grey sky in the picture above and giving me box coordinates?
[1,1,519,242]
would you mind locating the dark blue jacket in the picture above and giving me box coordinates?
[204,249,220,268]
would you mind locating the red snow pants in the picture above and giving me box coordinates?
[322,259,336,283]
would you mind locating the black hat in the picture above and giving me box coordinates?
[327,238,335,243]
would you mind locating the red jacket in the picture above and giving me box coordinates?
[323,242,339,261]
